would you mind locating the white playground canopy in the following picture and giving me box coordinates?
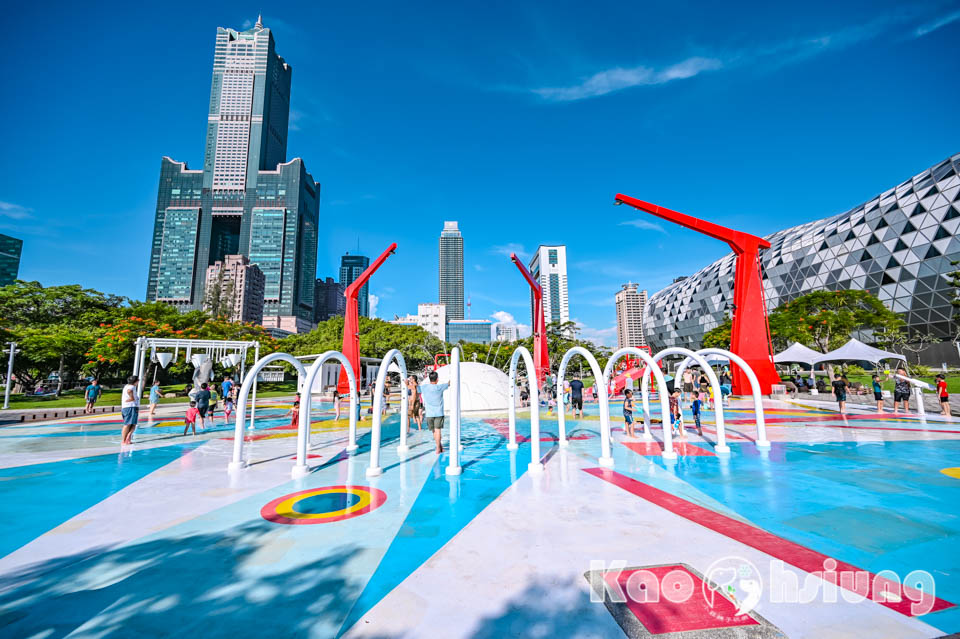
[773,342,823,365]
[811,338,905,366]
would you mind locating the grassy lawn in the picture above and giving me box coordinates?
[1,380,300,411]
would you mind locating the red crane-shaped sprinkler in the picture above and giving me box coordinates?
[338,243,397,395]
[510,253,550,389]
[613,195,780,395]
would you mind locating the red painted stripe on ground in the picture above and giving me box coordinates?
[583,467,953,617]
[624,441,716,457]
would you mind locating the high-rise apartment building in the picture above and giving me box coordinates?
[615,283,647,349]
[418,303,447,341]
[339,253,371,317]
[314,277,346,323]
[146,17,319,333]
[204,254,265,324]
[0,234,23,287]
[439,221,464,320]
[528,245,571,336]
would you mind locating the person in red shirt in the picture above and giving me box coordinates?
[936,374,950,417]
[286,393,302,429]
[183,401,199,436]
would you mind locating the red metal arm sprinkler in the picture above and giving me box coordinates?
[338,243,397,395]
[613,194,780,395]
[510,253,550,389]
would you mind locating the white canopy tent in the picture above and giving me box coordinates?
[811,338,905,366]
[773,342,823,366]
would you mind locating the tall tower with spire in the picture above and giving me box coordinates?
[146,17,321,334]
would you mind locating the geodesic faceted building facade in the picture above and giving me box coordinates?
[644,153,960,351]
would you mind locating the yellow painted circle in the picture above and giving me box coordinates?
[274,487,372,520]
[940,467,960,479]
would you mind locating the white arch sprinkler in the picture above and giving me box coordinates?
[228,352,307,472]
[507,346,543,474]
[678,348,770,450]
[366,349,409,477]
[293,350,358,478]
[556,346,614,467]
[446,346,464,476]
[639,347,729,455]
[603,347,676,460]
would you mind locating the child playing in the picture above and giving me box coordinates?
[223,393,234,424]
[691,391,704,436]
[669,389,682,438]
[184,401,199,436]
[872,375,884,413]
[623,389,636,438]
[706,385,715,410]
[286,392,301,428]
[937,374,950,417]
[548,394,557,415]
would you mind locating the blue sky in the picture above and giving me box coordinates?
[2,1,959,344]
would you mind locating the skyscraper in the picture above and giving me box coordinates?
[615,283,647,349]
[146,16,319,333]
[314,276,346,323]
[0,234,23,287]
[528,245,570,336]
[340,253,371,317]
[439,221,464,320]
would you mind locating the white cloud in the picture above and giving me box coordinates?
[368,293,379,318]
[574,320,617,347]
[289,109,303,132]
[619,218,667,233]
[534,57,722,102]
[0,201,32,220]
[474,264,486,272]
[491,310,531,338]
[914,9,960,37]
[490,243,530,260]
[530,10,939,104]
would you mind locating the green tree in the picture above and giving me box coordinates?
[0,281,125,328]
[949,259,960,336]
[767,290,903,354]
[203,277,235,320]
[701,316,732,350]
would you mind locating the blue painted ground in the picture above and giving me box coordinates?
[641,438,960,632]
[0,442,203,558]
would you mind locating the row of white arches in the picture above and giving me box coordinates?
[226,345,768,477]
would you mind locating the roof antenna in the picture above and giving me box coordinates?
[255,13,263,29]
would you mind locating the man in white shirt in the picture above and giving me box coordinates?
[121,375,140,446]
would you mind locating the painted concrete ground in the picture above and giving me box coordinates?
[0,398,958,638]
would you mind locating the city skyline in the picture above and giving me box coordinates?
[145,18,319,333]
[3,3,959,345]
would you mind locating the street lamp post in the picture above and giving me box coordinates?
[3,342,19,410]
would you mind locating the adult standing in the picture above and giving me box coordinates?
[84,378,102,414]
[681,368,695,403]
[120,375,140,446]
[569,375,585,419]
[195,383,212,429]
[406,375,422,431]
[221,375,234,404]
[832,373,848,415]
[893,368,911,413]
[418,371,450,454]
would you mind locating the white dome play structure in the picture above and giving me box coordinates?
[435,362,512,412]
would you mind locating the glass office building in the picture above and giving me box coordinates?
[447,320,493,344]
[0,234,22,287]
[146,17,319,333]
[644,153,960,351]
[339,254,371,317]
